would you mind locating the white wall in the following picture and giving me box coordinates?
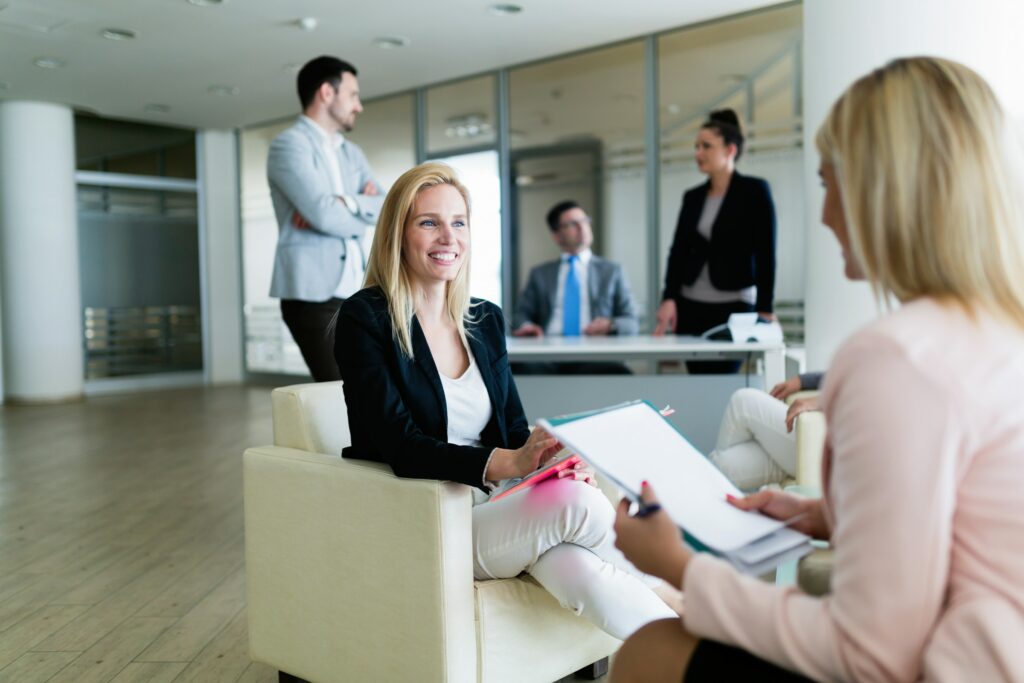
[198,130,244,384]
[802,0,1024,370]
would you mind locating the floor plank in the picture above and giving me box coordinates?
[171,606,254,683]
[43,616,176,683]
[109,662,188,683]
[0,651,79,683]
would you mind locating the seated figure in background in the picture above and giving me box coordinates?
[708,372,822,490]
[512,200,638,375]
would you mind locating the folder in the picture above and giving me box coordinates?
[538,400,813,575]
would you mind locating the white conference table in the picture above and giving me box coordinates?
[505,334,786,388]
[505,335,786,452]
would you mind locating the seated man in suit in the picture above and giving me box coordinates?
[512,200,639,375]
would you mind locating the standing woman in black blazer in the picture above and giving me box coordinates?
[653,109,777,373]
[334,162,675,639]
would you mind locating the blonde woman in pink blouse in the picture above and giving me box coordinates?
[610,56,1024,683]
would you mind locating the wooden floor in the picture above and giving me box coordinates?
[0,386,276,683]
[0,385,609,683]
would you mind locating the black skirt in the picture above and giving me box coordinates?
[684,640,815,682]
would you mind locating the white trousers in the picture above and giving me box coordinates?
[472,478,676,640]
[708,387,796,491]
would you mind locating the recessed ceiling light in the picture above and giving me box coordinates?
[296,17,318,31]
[207,84,239,96]
[188,0,225,5]
[372,36,409,49]
[33,57,66,69]
[489,3,523,15]
[101,27,136,40]
[144,103,171,113]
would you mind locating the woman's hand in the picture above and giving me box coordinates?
[727,490,830,540]
[557,460,597,487]
[785,395,821,432]
[653,299,677,336]
[614,483,691,588]
[486,427,561,481]
[769,376,802,401]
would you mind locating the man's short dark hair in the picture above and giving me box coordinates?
[546,200,582,232]
[297,56,358,110]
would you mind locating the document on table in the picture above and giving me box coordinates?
[539,401,812,574]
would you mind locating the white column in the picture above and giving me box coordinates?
[802,0,1024,370]
[197,130,244,384]
[0,101,83,402]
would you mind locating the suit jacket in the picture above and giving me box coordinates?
[267,117,386,301]
[661,171,776,312]
[513,255,639,335]
[335,287,531,490]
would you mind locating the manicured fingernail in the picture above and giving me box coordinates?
[726,494,737,501]
[641,480,649,488]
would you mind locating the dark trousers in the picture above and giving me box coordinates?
[280,298,344,382]
[674,297,754,375]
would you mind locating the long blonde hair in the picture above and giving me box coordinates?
[815,56,1024,328]
[363,162,474,357]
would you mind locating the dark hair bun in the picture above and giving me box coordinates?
[709,108,741,130]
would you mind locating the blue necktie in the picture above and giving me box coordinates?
[563,254,581,337]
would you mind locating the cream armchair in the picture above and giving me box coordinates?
[788,390,826,489]
[244,381,619,683]
[785,390,832,596]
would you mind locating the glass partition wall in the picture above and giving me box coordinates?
[509,41,648,322]
[238,2,804,376]
[74,115,202,383]
[659,4,804,340]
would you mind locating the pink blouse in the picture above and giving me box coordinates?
[683,298,1024,682]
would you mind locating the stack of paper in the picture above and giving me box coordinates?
[539,401,812,575]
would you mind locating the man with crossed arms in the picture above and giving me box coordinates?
[268,55,384,381]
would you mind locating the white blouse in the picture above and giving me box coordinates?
[438,350,495,506]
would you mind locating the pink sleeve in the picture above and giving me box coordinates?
[683,335,960,682]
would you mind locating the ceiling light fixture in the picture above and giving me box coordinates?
[445,113,492,139]
[489,3,523,15]
[296,17,317,31]
[33,56,66,69]
[207,84,239,96]
[372,36,409,49]
[101,27,136,40]
[144,103,171,113]
[187,0,225,5]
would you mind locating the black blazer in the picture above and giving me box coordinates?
[661,171,777,312]
[334,287,531,490]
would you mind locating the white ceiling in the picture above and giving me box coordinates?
[0,0,784,130]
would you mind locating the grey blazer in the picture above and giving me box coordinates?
[267,117,385,301]
[513,255,639,335]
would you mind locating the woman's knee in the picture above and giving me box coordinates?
[611,619,695,683]
[558,479,615,540]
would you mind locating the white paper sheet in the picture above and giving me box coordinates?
[541,402,791,553]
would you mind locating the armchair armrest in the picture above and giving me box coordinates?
[786,391,825,490]
[243,445,476,683]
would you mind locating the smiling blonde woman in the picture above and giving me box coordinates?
[334,162,676,642]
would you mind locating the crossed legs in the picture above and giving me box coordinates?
[472,478,676,640]
[708,388,796,490]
